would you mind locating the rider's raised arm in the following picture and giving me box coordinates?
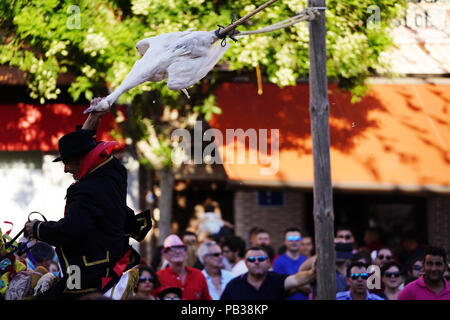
[81,97,110,133]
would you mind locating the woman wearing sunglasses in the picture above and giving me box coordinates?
[134,266,160,300]
[405,256,424,285]
[378,262,404,300]
[374,247,394,267]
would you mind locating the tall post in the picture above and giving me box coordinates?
[308,0,336,300]
[158,167,174,245]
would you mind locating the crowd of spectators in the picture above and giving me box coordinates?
[134,221,448,301]
[1,211,449,301]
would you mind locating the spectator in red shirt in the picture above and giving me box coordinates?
[156,234,212,300]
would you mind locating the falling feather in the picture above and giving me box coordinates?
[84,30,230,114]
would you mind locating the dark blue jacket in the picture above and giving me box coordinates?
[33,156,149,295]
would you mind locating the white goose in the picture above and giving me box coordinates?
[84,30,230,114]
[82,1,321,114]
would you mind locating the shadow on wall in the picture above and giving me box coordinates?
[212,82,450,184]
[0,103,119,151]
[213,82,387,157]
[394,84,450,165]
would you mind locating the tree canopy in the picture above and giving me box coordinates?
[0,0,406,168]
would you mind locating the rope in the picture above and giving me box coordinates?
[236,8,321,37]
[217,0,280,36]
[214,3,325,45]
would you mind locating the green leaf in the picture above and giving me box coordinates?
[85,90,93,101]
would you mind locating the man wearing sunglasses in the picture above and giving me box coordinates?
[220,246,316,300]
[336,261,384,300]
[157,234,211,300]
[336,226,355,242]
[273,228,310,300]
[398,246,450,300]
[197,241,235,300]
[336,226,357,253]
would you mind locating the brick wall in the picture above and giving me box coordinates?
[427,196,450,258]
[234,190,308,252]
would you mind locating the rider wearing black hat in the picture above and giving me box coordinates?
[25,102,151,299]
[52,127,98,163]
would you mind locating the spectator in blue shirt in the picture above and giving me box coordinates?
[336,261,384,300]
[272,228,309,300]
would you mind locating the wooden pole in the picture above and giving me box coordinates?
[308,0,336,300]
[158,168,174,245]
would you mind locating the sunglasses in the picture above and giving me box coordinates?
[412,265,423,271]
[287,236,301,242]
[247,256,267,263]
[139,277,155,283]
[163,297,181,300]
[165,245,187,253]
[338,235,352,240]
[378,255,392,260]
[445,274,450,281]
[350,273,369,280]
[206,252,222,258]
[384,272,401,278]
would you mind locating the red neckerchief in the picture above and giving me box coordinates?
[78,141,120,181]
[64,141,119,217]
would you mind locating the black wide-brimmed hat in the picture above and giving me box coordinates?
[53,127,97,162]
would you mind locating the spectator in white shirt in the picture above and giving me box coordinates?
[221,235,248,276]
[198,241,236,300]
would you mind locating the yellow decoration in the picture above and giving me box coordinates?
[0,273,9,296]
